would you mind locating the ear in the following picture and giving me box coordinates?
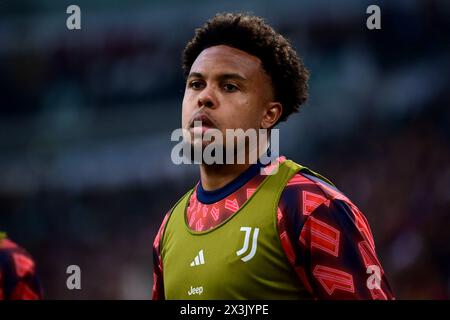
[261,102,282,129]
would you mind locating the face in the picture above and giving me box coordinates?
[181,45,282,152]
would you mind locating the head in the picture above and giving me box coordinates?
[181,13,309,157]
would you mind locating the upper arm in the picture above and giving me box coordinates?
[151,211,171,300]
[277,174,394,299]
[297,199,394,299]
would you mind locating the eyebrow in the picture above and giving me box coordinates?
[187,72,247,82]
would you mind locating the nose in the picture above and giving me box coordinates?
[197,86,217,109]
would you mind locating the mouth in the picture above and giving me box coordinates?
[190,114,216,129]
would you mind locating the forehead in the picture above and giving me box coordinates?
[190,45,264,78]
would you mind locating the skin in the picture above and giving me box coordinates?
[182,45,282,191]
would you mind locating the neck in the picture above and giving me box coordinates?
[199,138,271,191]
[199,162,253,191]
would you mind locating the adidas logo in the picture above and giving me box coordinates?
[190,249,205,267]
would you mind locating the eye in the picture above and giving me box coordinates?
[188,80,204,90]
[223,83,238,92]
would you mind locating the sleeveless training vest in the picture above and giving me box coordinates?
[161,160,331,299]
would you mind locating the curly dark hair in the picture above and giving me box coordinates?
[182,13,309,124]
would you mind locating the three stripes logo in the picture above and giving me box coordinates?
[190,249,205,267]
[236,227,259,262]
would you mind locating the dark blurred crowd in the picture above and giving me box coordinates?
[318,98,450,299]
[1,0,449,299]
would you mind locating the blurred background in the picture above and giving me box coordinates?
[0,0,449,299]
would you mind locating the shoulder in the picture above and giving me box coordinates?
[280,169,353,215]
[153,210,172,250]
[153,187,195,250]
[279,167,365,229]
[279,168,376,247]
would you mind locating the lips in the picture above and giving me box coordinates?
[190,114,216,128]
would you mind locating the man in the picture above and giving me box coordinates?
[152,13,394,299]
[0,232,43,300]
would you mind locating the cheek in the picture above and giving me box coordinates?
[181,94,193,127]
[234,98,262,129]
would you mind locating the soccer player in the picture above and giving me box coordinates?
[0,232,43,300]
[152,13,394,299]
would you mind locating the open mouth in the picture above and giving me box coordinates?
[190,115,215,129]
